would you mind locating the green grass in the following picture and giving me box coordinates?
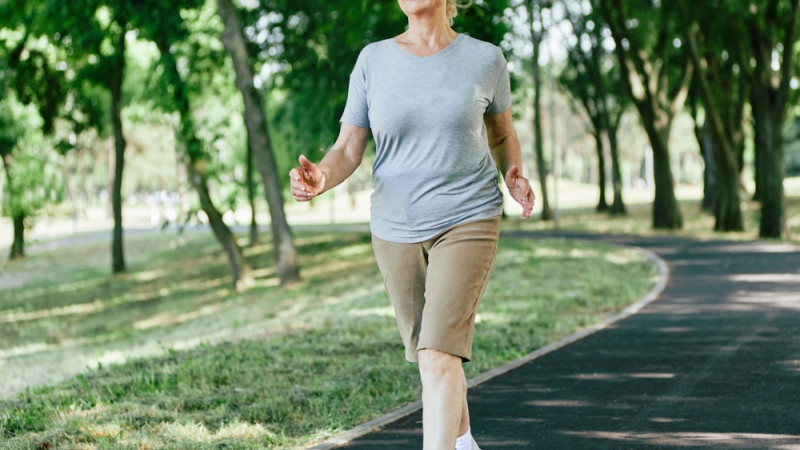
[0,226,657,449]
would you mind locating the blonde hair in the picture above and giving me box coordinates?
[446,0,473,26]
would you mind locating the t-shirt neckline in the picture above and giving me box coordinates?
[390,33,464,61]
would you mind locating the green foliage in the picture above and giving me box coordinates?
[560,3,626,133]
[0,95,64,220]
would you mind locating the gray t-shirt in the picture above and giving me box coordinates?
[341,34,511,243]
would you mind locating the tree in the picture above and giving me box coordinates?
[688,89,717,212]
[677,1,746,231]
[561,3,627,215]
[108,14,127,272]
[217,0,299,286]
[738,0,800,238]
[0,0,69,259]
[525,0,554,220]
[134,0,255,290]
[597,0,692,229]
[43,0,139,272]
[0,98,60,259]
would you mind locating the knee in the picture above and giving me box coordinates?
[418,348,462,382]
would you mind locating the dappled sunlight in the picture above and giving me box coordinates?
[1,277,221,325]
[731,292,800,311]
[648,417,689,423]
[603,251,637,264]
[670,258,720,267]
[526,399,592,407]
[706,243,799,254]
[133,303,227,330]
[167,275,229,293]
[9,277,105,305]
[59,402,109,422]
[727,274,800,282]
[0,300,104,323]
[334,242,372,258]
[566,372,675,381]
[154,420,274,444]
[655,327,694,333]
[474,311,510,325]
[300,257,375,279]
[0,342,51,359]
[87,349,128,368]
[251,277,280,288]
[156,421,212,443]
[347,305,394,318]
[568,248,595,258]
[214,420,275,440]
[561,431,800,448]
[778,359,800,372]
[249,266,276,279]
[134,268,168,282]
[82,422,123,440]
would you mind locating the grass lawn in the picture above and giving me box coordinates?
[0,224,657,449]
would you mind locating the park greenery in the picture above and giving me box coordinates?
[1,0,799,284]
[1,0,800,447]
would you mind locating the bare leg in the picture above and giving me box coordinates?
[418,348,469,450]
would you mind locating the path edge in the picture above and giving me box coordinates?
[306,244,670,450]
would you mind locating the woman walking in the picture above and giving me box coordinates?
[289,1,534,448]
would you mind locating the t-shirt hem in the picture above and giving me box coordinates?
[370,207,503,244]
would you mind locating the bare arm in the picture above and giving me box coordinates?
[289,123,370,202]
[484,108,535,219]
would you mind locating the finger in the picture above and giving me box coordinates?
[289,167,302,182]
[291,186,313,201]
[299,155,314,170]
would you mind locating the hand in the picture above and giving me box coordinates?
[505,165,535,219]
[289,155,325,202]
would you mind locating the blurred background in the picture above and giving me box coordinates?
[1,0,799,279]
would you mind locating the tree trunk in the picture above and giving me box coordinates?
[709,138,743,232]
[529,2,552,221]
[751,96,765,202]
[744,0,798,238]
[756,108,786,238]
[155,37,255,290]
[1,153,24,260]
[681,20,743,231]
[217,0,299,285]
[593,131,608,211]
[607,125,626,215]
[189,159,254,290]
[697,118,716,212]
[110,24,127,273]
[645,123,683,229]
[599,0,686,229]
[9,213,24,260]
[246,136,259,246]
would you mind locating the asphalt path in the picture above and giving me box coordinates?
[323,231,800,450]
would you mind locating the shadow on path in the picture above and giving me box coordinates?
[330,232,800,449]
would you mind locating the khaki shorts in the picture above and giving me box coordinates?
[372,216,500,363]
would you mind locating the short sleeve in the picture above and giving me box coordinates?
[340,49,371,128]
[485,49,511,116]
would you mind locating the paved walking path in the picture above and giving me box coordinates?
[327,232,800,449]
